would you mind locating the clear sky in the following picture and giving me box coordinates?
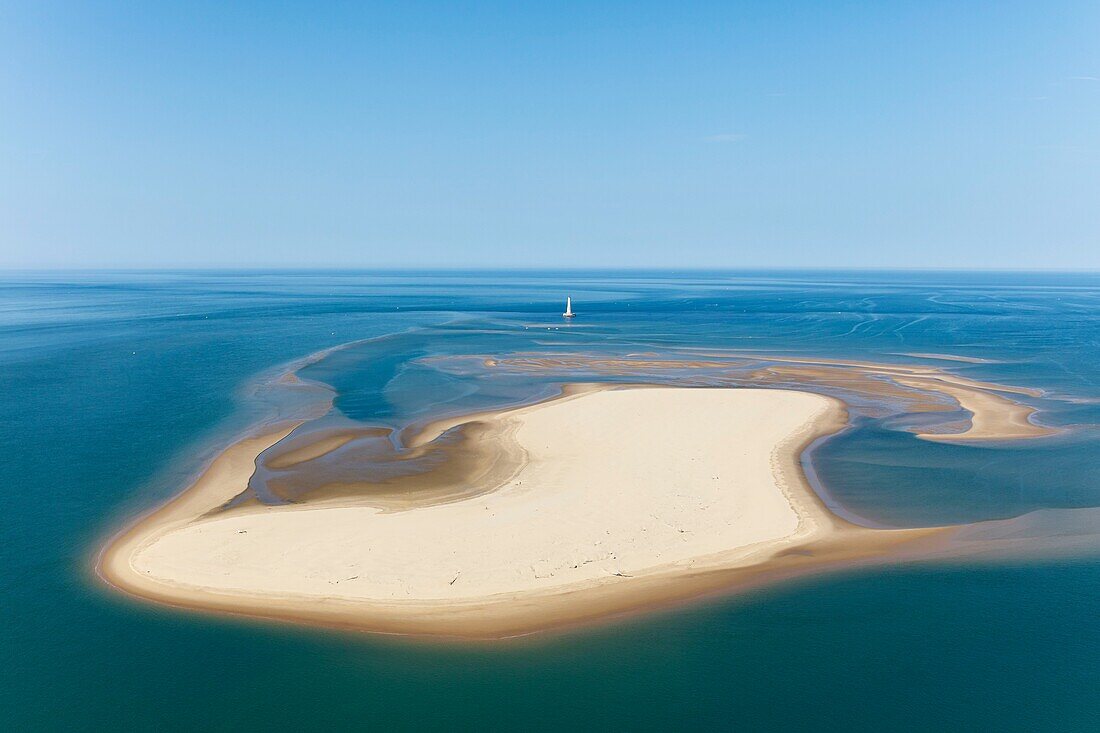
[2,1,1098,269]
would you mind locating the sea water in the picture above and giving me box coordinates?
[1,270,1097,731]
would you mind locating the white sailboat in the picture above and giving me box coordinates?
[562,296,575,318]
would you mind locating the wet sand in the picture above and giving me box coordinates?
[481,351,1058,443]
[898,352,998,364]
[99,386,947,638]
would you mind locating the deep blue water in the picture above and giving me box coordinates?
[1,270,1097,731]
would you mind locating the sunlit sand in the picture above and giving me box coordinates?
[102,387,954,636]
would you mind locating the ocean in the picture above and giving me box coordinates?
[1,270,1097,731]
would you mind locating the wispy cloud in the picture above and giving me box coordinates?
[1068,75,1099,81]
[704,133,747,143]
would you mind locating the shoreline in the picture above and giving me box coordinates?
[477,350,1060,443]
[97,385,950,639]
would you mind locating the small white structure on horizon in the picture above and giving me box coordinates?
[563,296,575,318]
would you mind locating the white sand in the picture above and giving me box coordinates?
[124,388,837,605]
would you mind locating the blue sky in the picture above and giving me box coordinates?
[1,1,1098,269]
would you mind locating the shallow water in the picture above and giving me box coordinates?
[1,270,1097,731]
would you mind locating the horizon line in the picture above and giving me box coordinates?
[1,265,1099,275]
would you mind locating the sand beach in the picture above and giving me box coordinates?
[98,386,950,637]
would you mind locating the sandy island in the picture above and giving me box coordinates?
[100,386,944,638]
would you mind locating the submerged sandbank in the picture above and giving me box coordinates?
[479,351,1058,444]
[99,386,946,638]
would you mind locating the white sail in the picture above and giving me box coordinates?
[563,296,575,317]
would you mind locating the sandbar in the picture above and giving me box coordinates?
[99,387,941,638]
[481,351,1058,444]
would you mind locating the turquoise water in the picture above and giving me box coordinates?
[1,270,1098,731]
